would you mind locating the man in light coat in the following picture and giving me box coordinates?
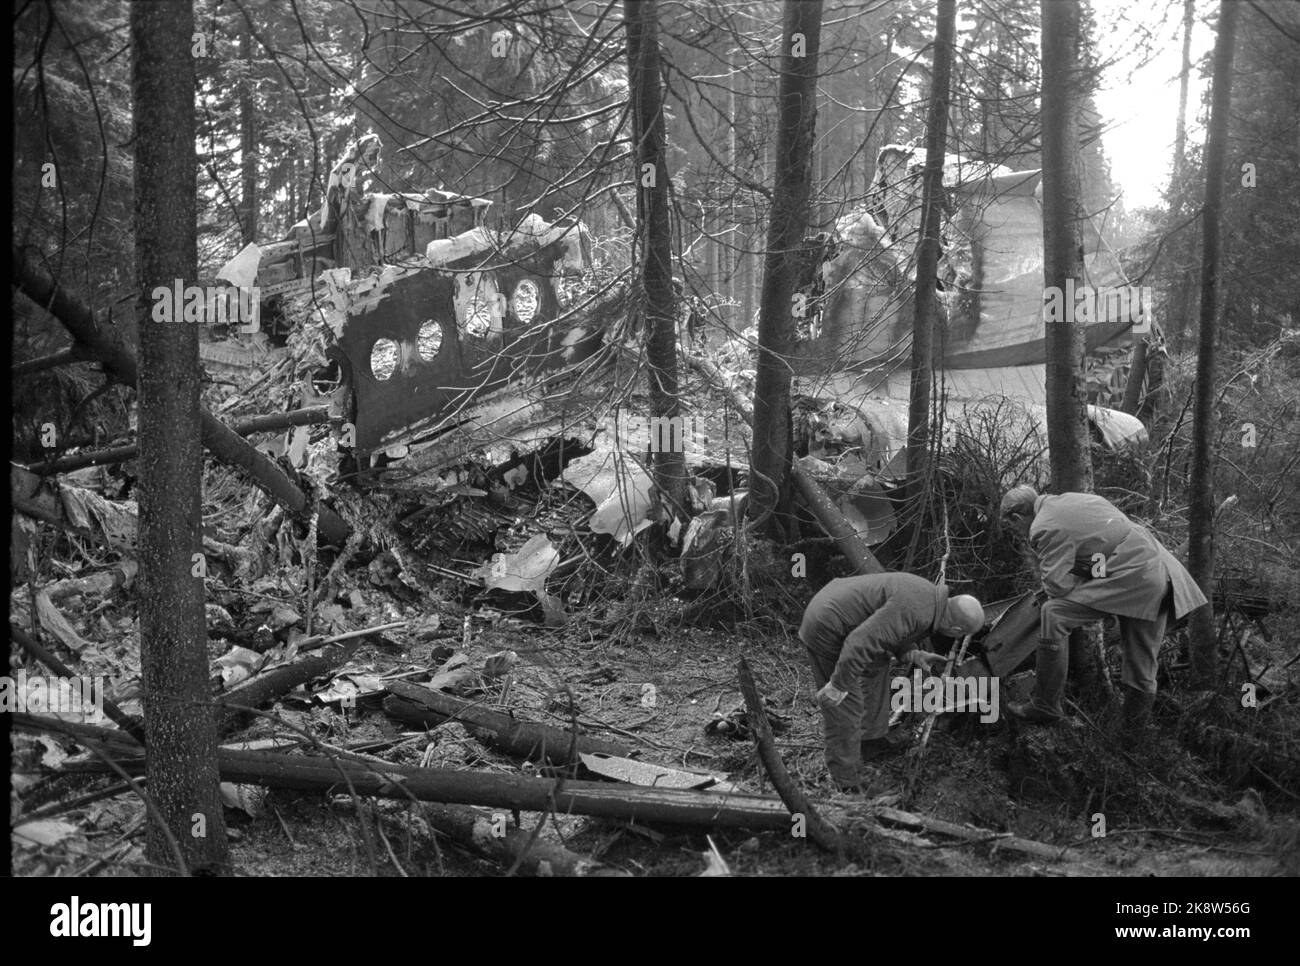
[800,572,985,790]
[999,485,1208,732]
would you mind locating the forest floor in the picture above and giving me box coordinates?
[11,326,1300,877]
[13,564,1298,877]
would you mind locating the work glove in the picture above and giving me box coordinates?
[815,682,848,709]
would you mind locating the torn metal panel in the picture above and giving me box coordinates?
[789,149,1153,467]
[214,135,610,479]
[331,222,605,460]
[560,442,656,545]
[332,267,457,455]
[476,534,559,592]
[578,753,722,790]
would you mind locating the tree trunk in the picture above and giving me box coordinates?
[727,76,738,329]
[239,25,258,246]
[1040,0,1094,495]
[1042,0,1101,700]
[130,0,229,875]
[905,0,955,504]
[748,0,823,533]
[624,0,687,515]
[1170,0,1197,343]
[1187,0,1239,684]
[1174,0,1195,171]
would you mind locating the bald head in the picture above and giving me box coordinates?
[940,594,985,637]
[1000,484,1039,520]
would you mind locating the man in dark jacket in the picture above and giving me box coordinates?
[800,573,985,790]
[1000,485,1208,731]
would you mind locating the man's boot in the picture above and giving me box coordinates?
[1120,685,1155,741]
[1007,638,1068,723]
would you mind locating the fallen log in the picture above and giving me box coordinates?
[18,714,792,830]
[218,752,791,829]
[789,469,884,575]
[11,247,350,545]
[216,635,368,735]
[276,620,407,654]
[737,656,842,852]
[866,805,1083,863]
[25,406,337,475]
[684,352,883,574]
[13,346,97,377]
[18,715,1085,859]
[383,681,630,765]
[422,802,613,876]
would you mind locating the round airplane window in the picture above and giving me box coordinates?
[417,320,444,361]
[370,338,398,381]
[513,279,540,324]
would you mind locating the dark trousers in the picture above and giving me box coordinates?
[1038,597,1169,695]
[805,641,891,787]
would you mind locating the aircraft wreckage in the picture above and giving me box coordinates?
[210,137,1151,555]
[215,134,608,483]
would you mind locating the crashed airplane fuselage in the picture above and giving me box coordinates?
[222,135,608,477]
[321,214,602,465]
[783,146,1150,483]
